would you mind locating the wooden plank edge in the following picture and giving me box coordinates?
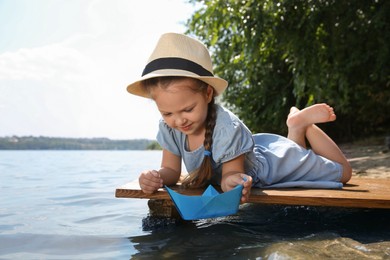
[246,196,390,209]
[115,189,390,209]
[115,178,390,209]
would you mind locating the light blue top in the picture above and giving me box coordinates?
[157,104,343,189]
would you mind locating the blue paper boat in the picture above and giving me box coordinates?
[165,184,243,220]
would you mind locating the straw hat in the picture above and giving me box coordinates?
[126,33,228,98]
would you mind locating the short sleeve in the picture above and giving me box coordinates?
[212,106,254,163]
[156,119,182,156]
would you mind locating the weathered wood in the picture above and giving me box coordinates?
[115,178,390,209]
[147,199,180,218]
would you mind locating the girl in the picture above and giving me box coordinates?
[126,33,352,203]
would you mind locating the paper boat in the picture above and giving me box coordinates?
[165,184,243,220]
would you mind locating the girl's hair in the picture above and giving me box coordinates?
[142,76,217,188]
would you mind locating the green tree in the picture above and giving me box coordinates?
[146,141,162,150]
[187,0,389,141]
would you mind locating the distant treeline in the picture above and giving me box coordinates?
[0,136,162,150]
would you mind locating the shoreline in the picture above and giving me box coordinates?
[340,137,390,179]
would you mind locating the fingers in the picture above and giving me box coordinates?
[240,174,252,203]
[223,173,252,202]
[139,170,163,194]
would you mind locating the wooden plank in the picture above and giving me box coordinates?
[115,178,390,209]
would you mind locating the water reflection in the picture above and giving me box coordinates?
[129,204,390,259]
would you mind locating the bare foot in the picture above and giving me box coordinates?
[286,103,336,129]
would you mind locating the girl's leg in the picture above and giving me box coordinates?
[286,106,308,148]
[286,104,352,183]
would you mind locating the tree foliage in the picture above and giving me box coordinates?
[186,0,389,141]
[146,141,162,150]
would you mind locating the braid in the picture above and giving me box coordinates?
[204,98,216,151]
[182,97,217,188]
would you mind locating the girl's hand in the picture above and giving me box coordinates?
[138,170,163,194]
[222,173,252,203]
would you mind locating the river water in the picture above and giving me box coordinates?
[0,150,389,259]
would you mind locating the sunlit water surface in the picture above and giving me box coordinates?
[0,151,389,259]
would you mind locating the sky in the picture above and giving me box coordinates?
[0,0,195,140]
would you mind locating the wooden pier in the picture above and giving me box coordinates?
[116,177,390,218]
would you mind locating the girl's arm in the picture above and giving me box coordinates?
[221,154,252,203]
[159,149,182,185]
[139,149,181,194]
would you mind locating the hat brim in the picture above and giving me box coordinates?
[126,69,228,98]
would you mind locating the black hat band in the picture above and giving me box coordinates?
[142,57,213,77]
